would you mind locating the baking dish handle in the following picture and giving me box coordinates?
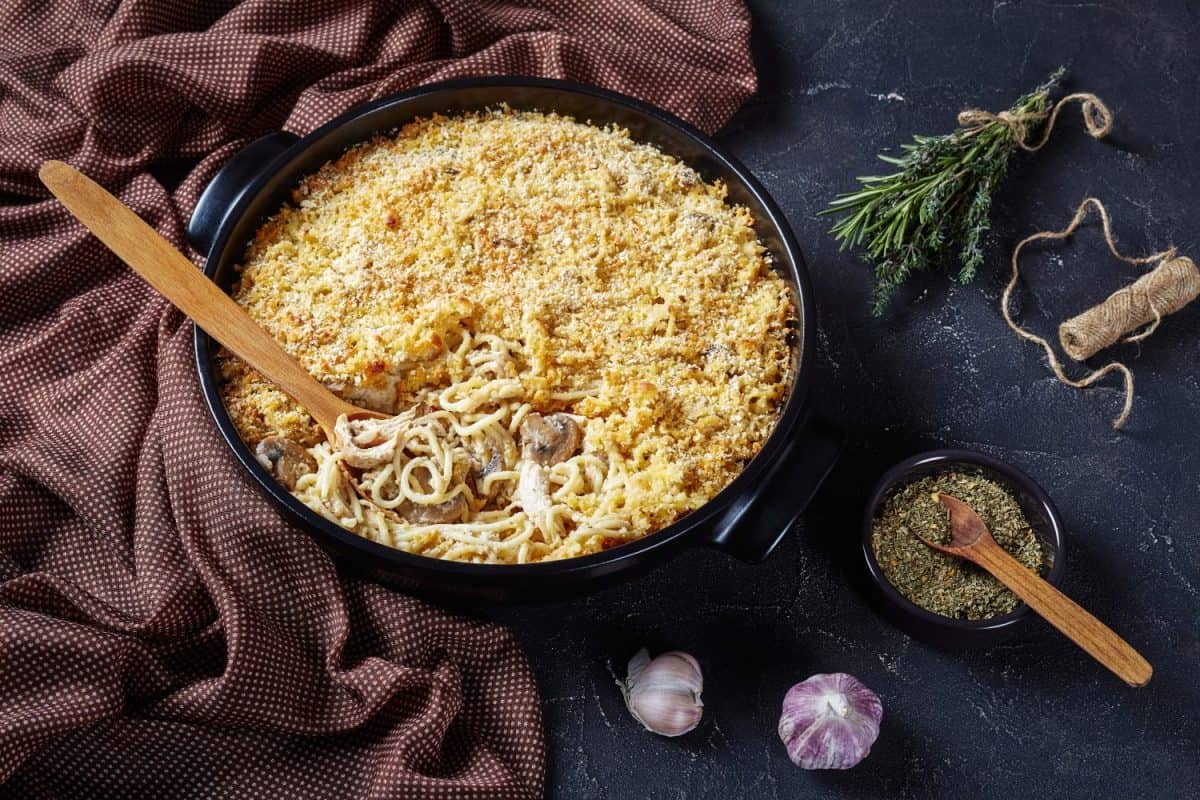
[706,414,843,562]
[187,130,300,255]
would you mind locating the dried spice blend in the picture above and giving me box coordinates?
[871,471,1046,619]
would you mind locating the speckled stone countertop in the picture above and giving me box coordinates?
[492,2,1200,797]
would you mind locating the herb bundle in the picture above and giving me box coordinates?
[822,69,1069,315]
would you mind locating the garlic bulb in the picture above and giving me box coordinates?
[619,648,703,737]
[778,673,882,770]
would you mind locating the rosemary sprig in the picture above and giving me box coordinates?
[822,68,1065,315]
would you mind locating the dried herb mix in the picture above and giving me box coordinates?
[871,471,1046,619]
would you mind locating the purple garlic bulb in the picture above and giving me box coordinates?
[778,673,882,770]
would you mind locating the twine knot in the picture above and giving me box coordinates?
[958,92,1113,151]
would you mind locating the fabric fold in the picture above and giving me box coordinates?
[0,1,756,796]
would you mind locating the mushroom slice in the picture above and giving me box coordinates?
[393,463,470,525]
[398,493,468,525]
[471,426,519,483]
[255,437,317,490]
[518,412,584,466]
[333,407,419,469]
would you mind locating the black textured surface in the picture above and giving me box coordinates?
[492,2,1200,797]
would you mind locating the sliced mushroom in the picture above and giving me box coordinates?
[682,210,718,230]
[398,493,468,525]
[518,412,583,466]
[255,437,317,490]
[333,407,419,469]
[471,426,519,482]
[391,463,470,525]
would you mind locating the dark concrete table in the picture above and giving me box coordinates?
[493,2,1200,797]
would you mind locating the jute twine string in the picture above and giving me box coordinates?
[1001,198,1200,429]
[958,92,1114,151]
[1060,251,1200,360]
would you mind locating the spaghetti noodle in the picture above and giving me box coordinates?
[221,108,796,563]
[291,331,633,563]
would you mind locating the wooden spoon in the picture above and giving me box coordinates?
[37,160,385,441]
[919,492,1152,687]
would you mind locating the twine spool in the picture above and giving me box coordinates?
[1059,256,1200,361]
[1002,198,1199,429]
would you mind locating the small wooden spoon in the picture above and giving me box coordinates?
[38,160,386,441]
[919,493,1152,687]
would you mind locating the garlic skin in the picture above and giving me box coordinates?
[778,673,882,770]
[619,648,703,737]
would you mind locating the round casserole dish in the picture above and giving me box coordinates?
[188,77,840,602]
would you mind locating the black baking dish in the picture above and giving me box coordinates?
[188,77,841,602]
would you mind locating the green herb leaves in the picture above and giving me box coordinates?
[822,69,1064,315]
[870,471,1045,620]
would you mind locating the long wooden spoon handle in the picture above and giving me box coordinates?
[972,541,1152,687]
[38,160,351,435]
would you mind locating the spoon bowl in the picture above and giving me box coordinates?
[916,492,993,552]
[924,492,1152,688]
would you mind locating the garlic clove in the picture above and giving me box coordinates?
[619,648,704,737]
[625,647,652,687]
[779,673,882,770]
[627,682,704,737]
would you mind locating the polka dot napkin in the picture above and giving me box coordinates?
[0,1,755,797]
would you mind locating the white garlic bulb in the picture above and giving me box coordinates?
[619,648,703,737]
[778,673,882,769]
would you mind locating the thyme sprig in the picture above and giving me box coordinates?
[822,69,1065,315]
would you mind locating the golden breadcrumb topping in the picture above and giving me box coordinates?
[220,108,796,545]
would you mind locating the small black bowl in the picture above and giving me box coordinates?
[861,449,1066,647]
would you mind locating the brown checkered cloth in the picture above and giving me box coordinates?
[0,1,756,797]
